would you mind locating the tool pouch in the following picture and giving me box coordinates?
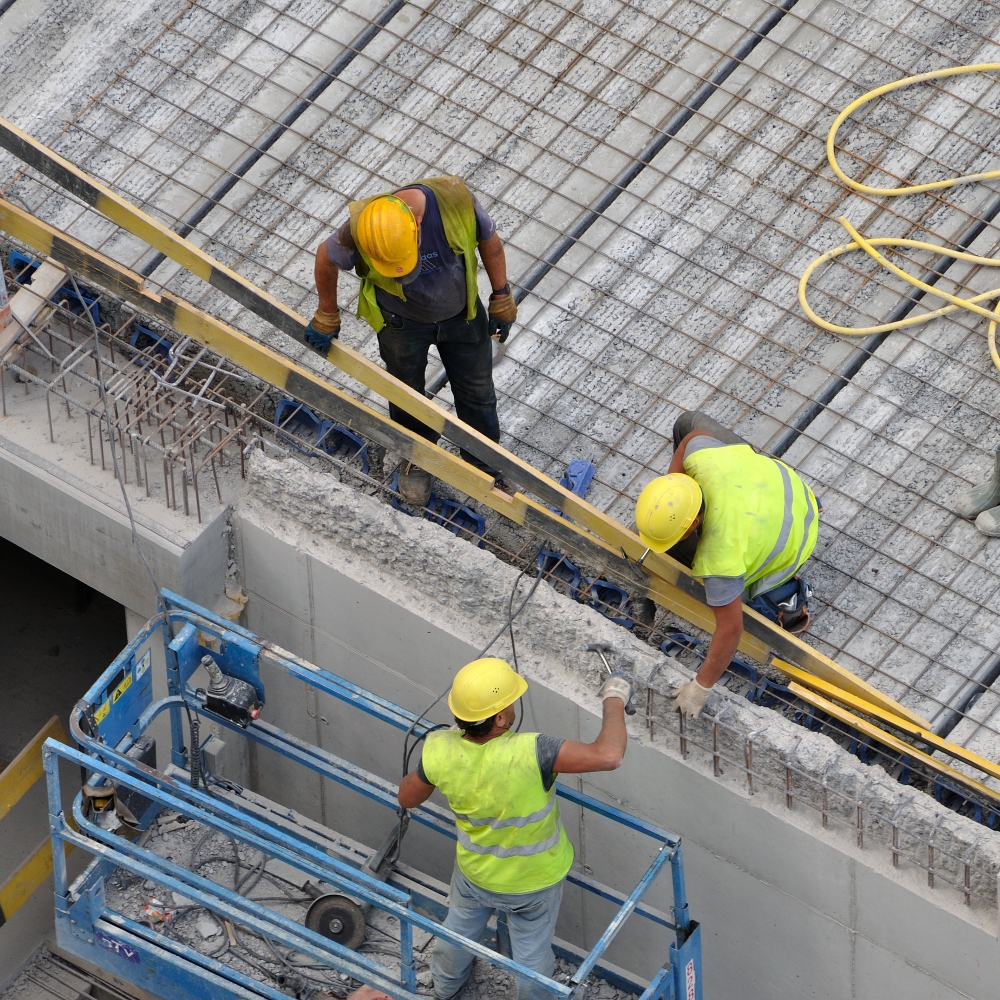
[748,576,812,634]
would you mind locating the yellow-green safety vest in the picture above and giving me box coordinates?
[684,443,819,599]
[348,175,480,333]
[421,729,574,894]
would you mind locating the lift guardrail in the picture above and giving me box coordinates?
[44,591,702,1000]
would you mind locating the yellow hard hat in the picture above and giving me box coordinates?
[448,657,528,722]
[356,196,418,277]
[635,474,703,553]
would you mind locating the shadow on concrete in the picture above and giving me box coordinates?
[0,536,126,764]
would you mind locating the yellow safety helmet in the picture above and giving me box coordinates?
[356,195,418,277]
[448,657,527,722]
[634,474,703,553]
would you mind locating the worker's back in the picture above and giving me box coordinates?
[684,441,819,595]
[422,729,574,893]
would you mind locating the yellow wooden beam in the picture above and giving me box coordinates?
[0,715,67,823]
[0,193,924,728]
[787,682,1000,807]
[778,658,1000,788]
[0,835,73,925]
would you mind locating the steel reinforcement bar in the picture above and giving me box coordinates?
[0,129,923,730]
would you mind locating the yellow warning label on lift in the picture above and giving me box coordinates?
[112,673,132,704]
[94,700,110,725]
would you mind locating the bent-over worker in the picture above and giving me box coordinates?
[635,410,820,719]
[307,176,516,505]
[397,657,632,1000]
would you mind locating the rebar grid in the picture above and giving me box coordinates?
[5,1,1000,757]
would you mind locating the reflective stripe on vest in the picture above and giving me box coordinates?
[685,443,819,592]
[421,729,575,893]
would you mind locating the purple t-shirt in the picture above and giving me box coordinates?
[325,185,496,323]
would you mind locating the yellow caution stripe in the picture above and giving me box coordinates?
[0,192,924,728]
[0,716,71,927]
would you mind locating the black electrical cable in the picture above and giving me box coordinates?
[400,542,547,780]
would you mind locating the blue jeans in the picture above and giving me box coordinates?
[431,867,564,1000]
[376,299,500,473]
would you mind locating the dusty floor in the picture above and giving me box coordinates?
[78,809,639,999]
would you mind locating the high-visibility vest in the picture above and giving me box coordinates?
[684,443,819,599]
[348,175,479,333]
[421,729,574,894]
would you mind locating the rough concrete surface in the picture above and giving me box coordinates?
[241,448,1000,922]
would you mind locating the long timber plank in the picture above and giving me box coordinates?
[0,181,926,730]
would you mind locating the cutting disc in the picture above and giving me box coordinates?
[305,894,366,950]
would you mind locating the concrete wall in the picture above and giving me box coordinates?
[231,453,1000,1000]
[0,432,230,618]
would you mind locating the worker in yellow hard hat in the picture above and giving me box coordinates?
[307,177,516,505]
[635,411,820,719]
[397,657,631,1000]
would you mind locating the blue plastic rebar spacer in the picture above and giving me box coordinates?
[436,496,485,548]
[388,472,485,547]
[9,250,102,325]
[275,398,332,455]
[323,424,369,475]
[582,577,633,628]
[537,549,582,601]
[129,325,171,367]
[550,459,596,519]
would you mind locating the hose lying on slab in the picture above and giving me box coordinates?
[801,64,1000,373]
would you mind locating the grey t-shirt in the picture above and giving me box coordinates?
[415,733,565,792]
[682,435,746,607]
[324,185,496,323]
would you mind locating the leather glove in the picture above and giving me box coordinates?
[671,679,713,719]
[304,308,340,354]
[600,670,636,715]
[488,287,516,343]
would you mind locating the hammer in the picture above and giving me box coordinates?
[586,643,636,714]
[586,642,614,675]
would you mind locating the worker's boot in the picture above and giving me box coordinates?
[954,444,1000,519]
[976,505,1000,536]
[397,462,433,505]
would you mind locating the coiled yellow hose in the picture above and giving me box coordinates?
[800,64,1000,373]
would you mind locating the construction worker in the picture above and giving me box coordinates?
[635,411,820,719]
[307,176,516,505]
[397,657,631,1000]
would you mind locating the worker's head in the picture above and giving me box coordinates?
[634,473,703,553]
[356,195,419,278]
[448,657,527,737]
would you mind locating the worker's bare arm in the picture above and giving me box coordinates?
[398,770,435,809]
[552,699,627,774]
[698,597,743,687]
[315,242,340,313]
[668,429,713,474]
[478,233,508,292]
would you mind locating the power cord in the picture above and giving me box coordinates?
[400,541,547,780]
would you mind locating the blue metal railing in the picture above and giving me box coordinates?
[48,592,701,1000]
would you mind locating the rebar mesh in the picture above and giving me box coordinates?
[4,0,1000,778]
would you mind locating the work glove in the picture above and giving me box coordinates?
[671,678,714,719]
[488,287,517,343]
[304,307,341,355]
[600,670,636,716]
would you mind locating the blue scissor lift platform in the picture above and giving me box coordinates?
[43,592,703,1000]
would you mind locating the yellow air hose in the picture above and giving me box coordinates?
[800,64,1000,373]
